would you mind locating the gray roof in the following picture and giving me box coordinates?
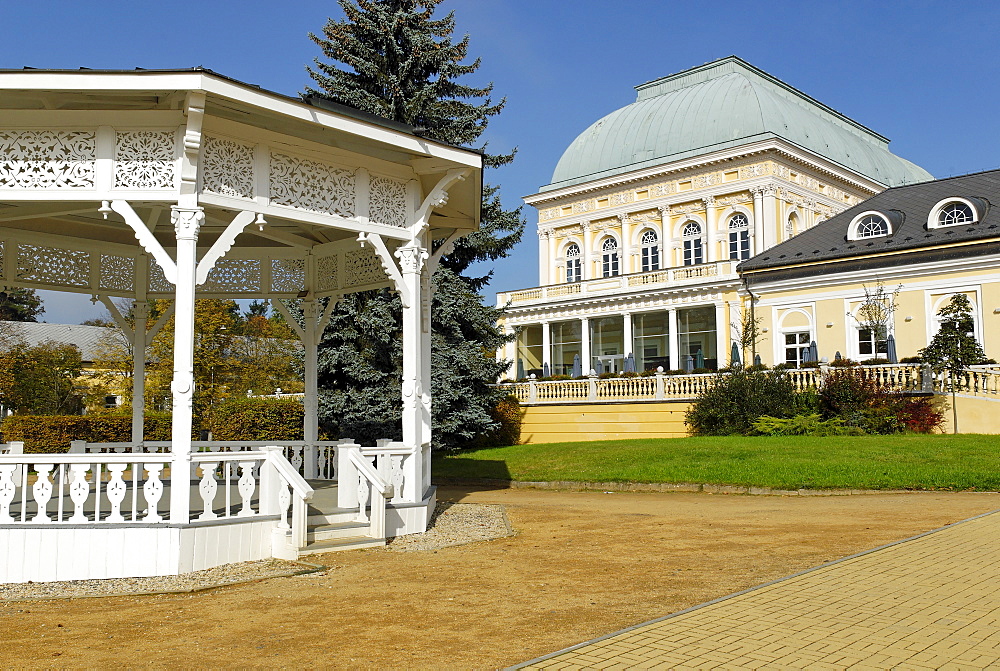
[0,322,112,362]
[544,57,932,192]
[739,168,1000,274]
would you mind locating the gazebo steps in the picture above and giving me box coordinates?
[298,535,386,555]
[307,520,371,543]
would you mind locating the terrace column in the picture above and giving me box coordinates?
[581,317,591,374]
[668,308,680,371]
[716,303,728,368]
[541,321,552,374]
[622,313,633,361]
[398,237,428,502]
[169,205,203,522]
[131,300,149,447]
[302,299,320,479]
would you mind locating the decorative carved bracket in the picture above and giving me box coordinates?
[358,232,411,308]
[413,169,471,233]
[110,200,177,284]
[196,211,254,285]
[426,229,462,277]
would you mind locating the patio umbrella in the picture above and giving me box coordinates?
[571,353,581,377]
[730,342,741,367]
[624,352,636,373]
[684,354,695,373]
[886,334,898,364]
[805,340,818,364]
[542,362,550,377]
[753,353,762,366]
[517,359,525,379]
[835,351,843,362]
[695,349,705,369]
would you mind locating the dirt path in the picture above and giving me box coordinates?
[2,486,998,669]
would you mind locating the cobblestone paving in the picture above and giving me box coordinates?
[519,510,1000,669]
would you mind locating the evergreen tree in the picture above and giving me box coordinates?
[919,294,986,374]
[307,0,523,448]
[0,288,43,322]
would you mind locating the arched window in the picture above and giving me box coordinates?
[565,243,581,283]
[786,212,799,240]
[682,221,703,266]
[639,230,659,272]
[601,237,619,277]
[855,214,888,238]
[940,202,975,226]
[727,213,750,261]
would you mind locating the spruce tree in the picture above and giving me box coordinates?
[919,294,986,374]
[307,0,523,448]
[0,288,43,322]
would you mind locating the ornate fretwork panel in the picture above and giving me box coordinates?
[316,255,338,292]
[343,248,384,288]
[114,131,175,189]
[100,255,135,293]
[16,244,90,287]
[269,153,355,217]
[0,130,96,189]
[201,259,261,293]
[368,175,407,227]
[270,258,306,294]
[202,136,254,199]
[148,260,173,293]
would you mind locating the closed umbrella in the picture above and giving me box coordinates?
[834,351,843,362]
[543,362,550,377]
[886,334,898,364]
[695,348,705,369]
[684,354,695,373]
[730,342,741,368]
[517,359,525,379]
[753,353,762,366]
[571,353,581,377]
[624,352,636,373]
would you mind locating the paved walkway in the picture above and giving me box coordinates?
[517,509,1000,669]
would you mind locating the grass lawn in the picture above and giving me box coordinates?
[432,434,1000,491]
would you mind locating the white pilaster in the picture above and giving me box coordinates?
[668,308,679,371]
[619,215,632,274]
[704,197,718,262]
[538,229,549,286]
[761,185,778,250]
[581,317,591,374]
[582,221,593,280]
[752,187,764,257]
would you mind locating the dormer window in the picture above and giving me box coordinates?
[928,198,984,229]
[847,211,891,240]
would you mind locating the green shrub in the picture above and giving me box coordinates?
[206,398,305,441]
[686,369,811,436]
[819,370,944,434]
[751,414,862,437]
[1,412,172,453]
[474,395,522,448]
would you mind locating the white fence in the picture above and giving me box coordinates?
[504,364,938,405]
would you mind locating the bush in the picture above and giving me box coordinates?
[819,369,943,434]
[206,398,305,441]
[751,414,862,437]
[686,369,811,436]
[474,395,522,448]
[1,412,172,453]
[896,396,946,433]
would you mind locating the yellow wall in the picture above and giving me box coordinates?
[520,402,691,444]
[940,395,1000,434]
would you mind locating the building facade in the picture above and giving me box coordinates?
[497,57,932,378]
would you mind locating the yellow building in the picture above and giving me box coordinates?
[741,169,1000,364]
[496,57,931,377]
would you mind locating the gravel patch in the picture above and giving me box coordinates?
[0,558,316,602]
[387,501,514,552]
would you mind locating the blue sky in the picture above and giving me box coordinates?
[5,1,1000,323]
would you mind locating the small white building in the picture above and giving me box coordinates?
[0,67,482,582]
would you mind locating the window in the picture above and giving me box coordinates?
[682,221,703,266]
[853,214,889,239]
[640,230,660,272]
[784,332,811,365]
[601,237,619,277]
[858,326,888,357]
[728,213,750,261]
[565,243,581,283]
[939,202,975,227]
[786,212,799,240]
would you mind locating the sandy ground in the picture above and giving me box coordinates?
[1,485,998,669]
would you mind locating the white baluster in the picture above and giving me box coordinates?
[106,463,128,522]
[0,465,16,522]
[317,446,327,479]
[32,463,54,522]
[277,481,291,530]
[68,464,91,522]
[237,461,256,517]
[390,455,405,502]
[198,462,218,521]
[291,446,303,473]
[143,463,164,522]
[356,475,370,524]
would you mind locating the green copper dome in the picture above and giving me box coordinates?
[544,57,932,192]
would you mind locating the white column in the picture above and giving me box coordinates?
[761,185,778,250]
[623,312,633,359]
[131,301,148,447]
[419,264,433,497]
[541,321,552,374]
[302,299,319,479]
[398,237,428,502]
[581,317,591,374]
[502,325,516,380]
[538,229,549,286]
[715,303,728,368]
[168,205,203,523]
[668,308,680,371]
[704,197,718,262]
[619,215,632,274]
[582,222,593,280]
[752,187,764,257]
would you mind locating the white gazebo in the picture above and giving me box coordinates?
[0,68,482,582]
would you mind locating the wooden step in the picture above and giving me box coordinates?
[307,521,371,543]
[298,535,386,556]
